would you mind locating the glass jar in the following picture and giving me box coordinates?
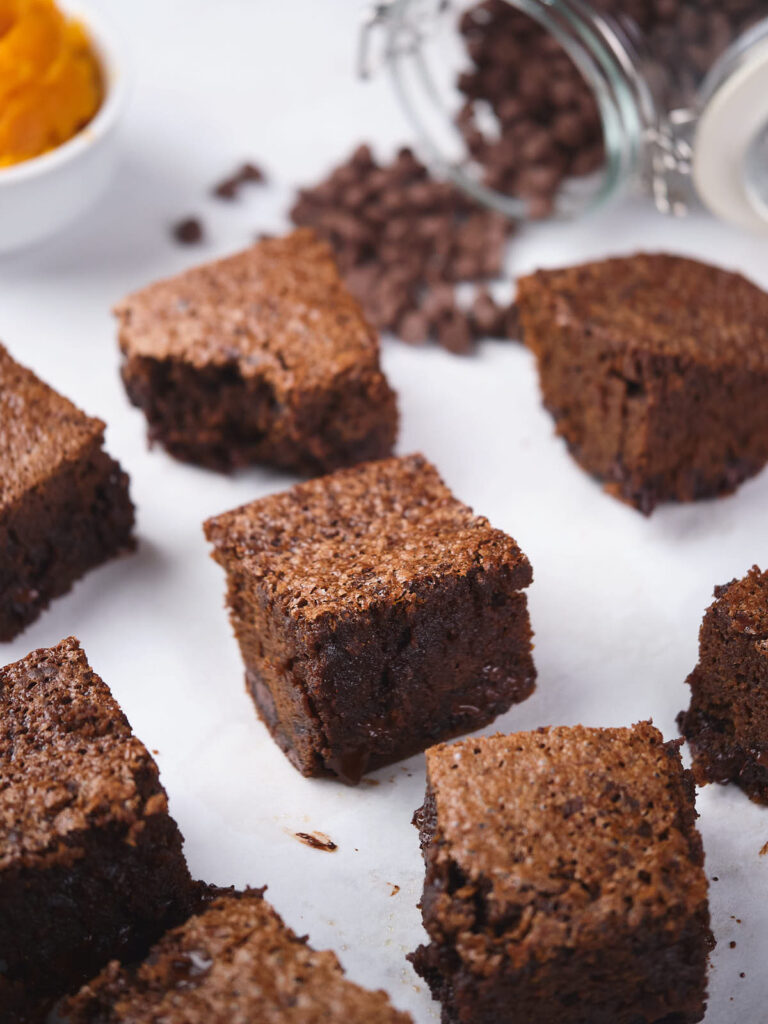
[360,0,768,230]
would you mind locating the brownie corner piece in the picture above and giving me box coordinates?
[0,637,194,1015]
[204,453,535,784]
[410,722,713,1024]
[63,887,413,1023]
[115,227,398,473]
[517,253,768,514]
[0,342,135,641]
[678,565,768,804]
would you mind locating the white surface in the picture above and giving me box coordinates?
[0,2,127,253]
[1,2,767,1021]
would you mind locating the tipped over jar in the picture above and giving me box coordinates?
[363,0,768,231]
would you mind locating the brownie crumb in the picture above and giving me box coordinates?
[213,161,266,200]
[295,831,338,853]
[761,842,768,856]
[172,217,204,244]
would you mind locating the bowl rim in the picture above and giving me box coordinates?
[0,0,128,186]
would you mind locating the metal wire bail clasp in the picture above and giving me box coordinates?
[357,0,449,80]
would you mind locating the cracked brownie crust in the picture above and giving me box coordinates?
[0,344,135,641]
[518,253,768,514]
[63,888,412,1023]
[116,229,398,473]
[204,453,536,784]
[0,638,194,1020]
[678,566,768,804]
[409,723,713,1024]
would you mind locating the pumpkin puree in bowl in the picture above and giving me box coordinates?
[0,0,102,168]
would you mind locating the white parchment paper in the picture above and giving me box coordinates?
[1,2,766,1019]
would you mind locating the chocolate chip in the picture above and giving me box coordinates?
[470,287,506,338]
[438,309,475,355]
[172,217,204,244]
[212,161,266,200]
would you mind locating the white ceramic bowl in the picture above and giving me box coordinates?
[0,2,127,254]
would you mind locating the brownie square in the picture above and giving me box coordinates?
[409,723,714,1024]
[63,887,412,1023]
[678,565,768,803]
[115,228,398,473]
[0,343,135,641]
[0,638,195,1019]
[517,253,768,514]
[204,453,536,784]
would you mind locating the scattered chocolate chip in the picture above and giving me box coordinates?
[437,309,475,355]
[213,161,266,200]
[730,941,737,948]
[470,286,506,338]
[172,217,204,245]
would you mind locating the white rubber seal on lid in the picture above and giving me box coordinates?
[693,37,768,232]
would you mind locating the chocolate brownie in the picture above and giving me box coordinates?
[116,229,398,473]
[0,343,135,641]
[204,453,535,784]
[517,253,768,514]
[63,887,412,1023]
[678,566,768,804]
[409,723,714,1024]
[0,638,194,1020]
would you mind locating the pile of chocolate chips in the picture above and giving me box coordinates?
[457,0,765,216]
[290,145,518,354]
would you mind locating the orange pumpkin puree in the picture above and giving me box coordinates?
[0,0,103,168]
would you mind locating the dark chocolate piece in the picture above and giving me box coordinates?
[172,216,204,244]
[116,229,398,473]
[63,888,412,1023]
[679,566,768,804]
[410,723,714,1024]
[0,343,135,641]
[204,453,536,784]
[517,253,768,513]
[0,638,194,1020]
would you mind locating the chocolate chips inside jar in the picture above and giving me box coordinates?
[369,0,768,228]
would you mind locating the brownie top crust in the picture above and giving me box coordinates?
[424,722,707,957]
[0,638,168,872]
[0,343,105,508]
[115,229,384,390]
[65,888,412,1023]
[518,253,768,372]
[709,565,768,638]
[204,453,532,621]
